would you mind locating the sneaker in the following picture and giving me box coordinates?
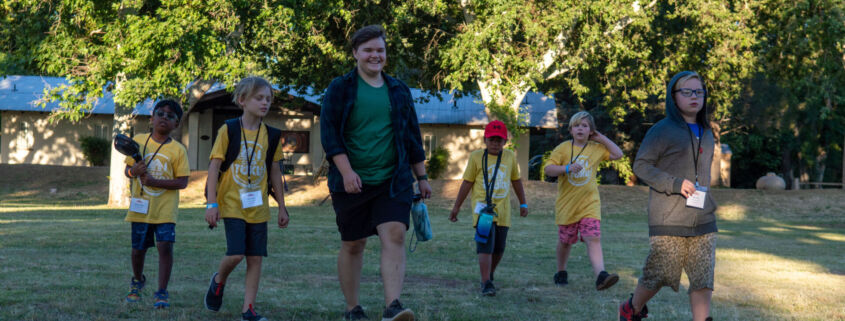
[125,275,146,303]
[343,305,368,320]
[381,299,414,321]
[204,272,225,312]
[618,294,648,321]
[153,289,170,309]
[242,304,268,321]
[596,271,620,291]
[481,280,496,297]
[553,270,568,286]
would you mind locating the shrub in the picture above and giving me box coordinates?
[80,136,110,166]
[426,147,450,179]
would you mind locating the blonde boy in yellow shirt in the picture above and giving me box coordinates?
[449,120,528,297]
[544,111,623,290]
[123,99,190,308]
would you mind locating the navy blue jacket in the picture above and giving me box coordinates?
[320,68,426,198]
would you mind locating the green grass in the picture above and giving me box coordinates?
[1,190,844,320]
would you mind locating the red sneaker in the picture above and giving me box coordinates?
[619,294,648,321]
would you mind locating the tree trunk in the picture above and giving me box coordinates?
[108,76,134,207]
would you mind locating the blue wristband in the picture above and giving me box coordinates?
[520,204,528,209]
[206,203,218,209]
[565,164,570,174]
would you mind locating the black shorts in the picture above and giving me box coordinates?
[331,181,412,241]
[223,218,268,257]
[476,223,509,254]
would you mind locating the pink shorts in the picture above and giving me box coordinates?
[558,218,601,244]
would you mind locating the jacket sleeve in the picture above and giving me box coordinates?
[404,85,426,165]
[320,78,347,161]
[633,126,683,195]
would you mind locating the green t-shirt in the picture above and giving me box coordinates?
[344,75,396,185]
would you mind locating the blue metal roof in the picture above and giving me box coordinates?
[0,75,153,116]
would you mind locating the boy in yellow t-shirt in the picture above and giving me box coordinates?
[123,99,190,308]
[544,111,624,291]
[449,120,528,297]
[203,77,289,321]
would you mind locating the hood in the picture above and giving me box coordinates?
[665,71,709,128]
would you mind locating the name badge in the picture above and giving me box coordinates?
[240,189,263,209]
[686,186,708,209]
[130,198,150,214]
[474,201,486,214]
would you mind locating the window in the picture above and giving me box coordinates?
[17,121,33,151]
[423,135,436,159]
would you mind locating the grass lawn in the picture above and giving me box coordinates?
[0,171,843,320]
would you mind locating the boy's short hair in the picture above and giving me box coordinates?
[673,72,703,91]
[232,77,273,108]
[153,99,183,121]
[350,25,386,51]
[568,111,595,131]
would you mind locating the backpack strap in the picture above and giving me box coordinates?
[265,125,285,202]
[205,118,241,202]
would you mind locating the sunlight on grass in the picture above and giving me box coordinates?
[779,224,825,231]
[815,232,845,242]
[797,238,823,245]
[759,226,790,233]
[715,248,845,320]
[716,203,748,221]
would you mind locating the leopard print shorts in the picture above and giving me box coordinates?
[638,233,716,293]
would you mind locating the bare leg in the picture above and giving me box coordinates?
[632,282,659,314]
[556,241,573,271]
[338,238,367,311]
[490,253,503,280]
[216,255,245,284]
[155,242,173,290]
[689,288,713,321]
[376,222,406,306]
[583,236,605,276]
[242,256,263,313]
[131,248,147,281]
[478,253,492,282]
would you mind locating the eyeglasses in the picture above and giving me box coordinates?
[673,88,707,98]
[154,110,179,121]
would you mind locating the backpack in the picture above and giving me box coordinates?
[408,194,432,252]
[205,118,287,202]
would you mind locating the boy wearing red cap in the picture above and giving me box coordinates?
[449,120,528,297]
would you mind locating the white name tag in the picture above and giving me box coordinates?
[686,186,708,209]
[240,190,263,209]
[129,198,150,214]
[474,201,486,214]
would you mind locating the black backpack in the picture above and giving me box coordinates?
[205,118,286,202]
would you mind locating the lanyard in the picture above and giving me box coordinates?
[137,134,170,196]
[239,117,261,186]
[482,149,503,207]
[570,140,587,165]
[686,124,703,185]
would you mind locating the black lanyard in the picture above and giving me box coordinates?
[686,124,703,185]
[138,134,170,196]
[239,117,261,186]
[570,140,588,165]
[482,149,503,207]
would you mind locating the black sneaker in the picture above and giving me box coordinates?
[553,270,568,286]
[343,305,368,320]
[481,280,496,297]
[204,272,225,312]
[381,299,414,321]
[596,271,619,291]
[242,304,268,321]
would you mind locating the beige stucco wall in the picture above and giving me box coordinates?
[419,124,530,181]
[0,111,115,166]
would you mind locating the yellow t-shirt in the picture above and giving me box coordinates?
[547,140,609,225]
[124,133,190,224]
[462,149,521,227]
[210,123,283,223]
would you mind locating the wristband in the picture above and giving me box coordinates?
[520,204,528,209]
[416,174,428,181]
[565,164,570,174]
[206,203,218,209]
[127,168,134,178]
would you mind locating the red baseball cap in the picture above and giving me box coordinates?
[484,120,508,139]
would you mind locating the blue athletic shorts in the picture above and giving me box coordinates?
[131,222,175,250]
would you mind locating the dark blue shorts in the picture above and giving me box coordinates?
[330,181,412,242]
[476,223,508,254]
[223,218,268,257]
[131,223,175,251]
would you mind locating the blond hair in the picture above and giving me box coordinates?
[568,111,595,131]
[673,72,703,91]
[232,77,273,108]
